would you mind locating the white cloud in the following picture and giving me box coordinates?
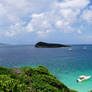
[61,25,74,33]
[55,21,63,28]
[85,35,92,43]
[26,0,83,35]
[56,0,90,9]
[37,30,53,37]
[24,0,91,37]
[26,25,34,32]
[32,13,44,18]
[5,31,16,37]
[5,23,25,37]
[0,0,91,40]
[59,9,80,23]
[0,4,7,16]
[81,8,92,24]
[0,0,56,29]
[26,13,53,37]
[77,29,82,34]
[55,20,74,33]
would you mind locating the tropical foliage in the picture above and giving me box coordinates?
[0,66,77,92]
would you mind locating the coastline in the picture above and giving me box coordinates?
[0,65,77,92]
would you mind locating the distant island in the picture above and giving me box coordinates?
[35,42,71,48]
[0,43,8,46]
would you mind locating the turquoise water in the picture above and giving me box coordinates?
[0,45,92,92]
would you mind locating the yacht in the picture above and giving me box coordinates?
[68,48,72,51]
[83,46,87,50]
[77,75,91,82]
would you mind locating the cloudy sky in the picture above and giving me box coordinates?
[0,0,92,44]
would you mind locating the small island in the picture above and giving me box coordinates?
[35,42,71,48]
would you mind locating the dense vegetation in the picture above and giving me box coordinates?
[0,65,77,92]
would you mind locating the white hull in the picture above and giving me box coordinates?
[77,76,91,82]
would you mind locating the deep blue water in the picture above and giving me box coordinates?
[0,45,92,92]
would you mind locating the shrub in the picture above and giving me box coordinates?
[0,66,77,92]
[0,75,30,92]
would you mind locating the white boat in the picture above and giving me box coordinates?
[68,48,72,51]
[83,46,87,50]
[77,75,91,82]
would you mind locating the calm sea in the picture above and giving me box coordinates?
[0,45,92,92]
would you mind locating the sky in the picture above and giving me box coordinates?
[0,0,92,44]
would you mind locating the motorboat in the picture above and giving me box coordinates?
[83,46,87,50]
[68,48,72,51]
[77,75,91,82]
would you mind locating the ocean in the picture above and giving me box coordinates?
[0,45,92,92]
